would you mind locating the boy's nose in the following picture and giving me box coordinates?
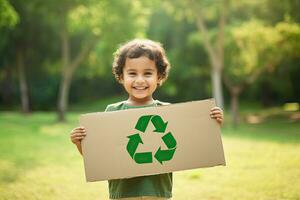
[135,75,145,83]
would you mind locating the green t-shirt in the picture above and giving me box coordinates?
[105,100,173,199]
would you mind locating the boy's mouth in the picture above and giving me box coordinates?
[133,86,148,90]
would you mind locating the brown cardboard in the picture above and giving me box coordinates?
[79,98,226,182]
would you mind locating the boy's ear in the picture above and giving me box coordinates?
[157,77,163,86]
[119,75,124,84]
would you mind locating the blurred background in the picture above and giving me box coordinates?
[0,0,299,199]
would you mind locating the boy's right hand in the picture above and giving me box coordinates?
[70,127,87,145]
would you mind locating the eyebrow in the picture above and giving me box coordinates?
[126,68,155,72]
[144,68,155,71]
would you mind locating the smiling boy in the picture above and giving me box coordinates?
[70,39,224,200]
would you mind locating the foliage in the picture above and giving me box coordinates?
[0,0,300,110]
[0,0,18,28]
[224,20,281,84]
[223,19,300,101]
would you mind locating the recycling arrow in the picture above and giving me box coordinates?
[154,147,176,164]
[151,115,168,133]
[135,115,152,133]
[134,152,153,164]
[135,115,168,133]
[126,114,177,165]
[126,133,143,158]
[162,132,177,148]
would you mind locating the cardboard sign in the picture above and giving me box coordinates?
[80,99,226,182]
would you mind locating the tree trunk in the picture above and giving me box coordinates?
[57,25,70,122]
[192,0,227,109]
[1,63,14,107]
[230,87,241,128]
[211,66,224,108]
[260,79,272,107]
[16,49,30,113]
[57,24,97,122]
[57,69,72,121]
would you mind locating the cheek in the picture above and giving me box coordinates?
[123,75,132,82]
[149,78,159,88]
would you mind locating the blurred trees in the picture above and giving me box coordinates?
[0,0,19,110]
[224,20,300,126]
[159,0,228,108]
[55,0,147,121]
[0,0,151,120]
[0,0,299,124]
[1,0,54,113]
[153,0,300,125]
[32,0,151,121]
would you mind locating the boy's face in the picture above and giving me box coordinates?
[120,56,160,104]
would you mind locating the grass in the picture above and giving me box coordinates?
[0,102,299,200]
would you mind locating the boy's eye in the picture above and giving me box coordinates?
[128,72,136,76]
[145,72,153,76]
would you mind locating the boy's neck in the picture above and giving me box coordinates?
[125,97,155,106]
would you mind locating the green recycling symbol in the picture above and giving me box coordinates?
[126,115,177,164]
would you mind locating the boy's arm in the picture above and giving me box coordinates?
[75,142,83,155]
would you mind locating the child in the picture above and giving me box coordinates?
[70,39,224,200]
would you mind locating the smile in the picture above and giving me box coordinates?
[133,86,148,90]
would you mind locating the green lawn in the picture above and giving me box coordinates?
[0,108,299,200]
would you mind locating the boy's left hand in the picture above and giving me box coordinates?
[210,107,224,126]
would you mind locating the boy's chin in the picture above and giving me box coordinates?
[132,95,149,100]
[131,94,152,101]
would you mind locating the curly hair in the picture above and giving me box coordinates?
[112,39,170,85]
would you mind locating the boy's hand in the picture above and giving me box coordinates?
[210,107,224,126]
[70,127,87,145]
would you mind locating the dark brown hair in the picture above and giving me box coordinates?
[112,39,170,85]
